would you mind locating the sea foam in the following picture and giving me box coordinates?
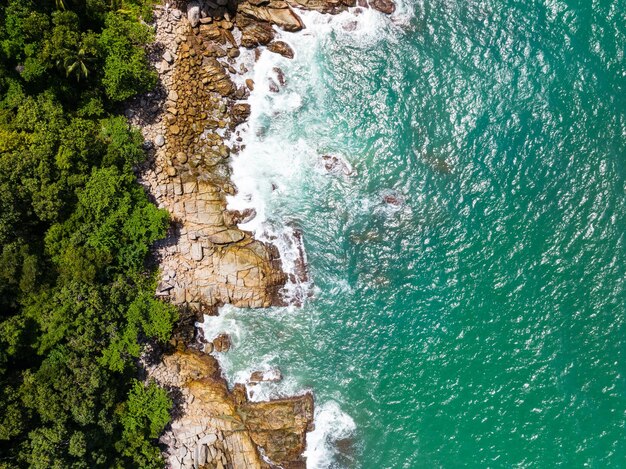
[214,5,399,468]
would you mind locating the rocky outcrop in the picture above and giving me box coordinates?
[147,349,313,469]
[137,7,287,310]
[128,0,393,466]
[286,0,356,13]
[238,0,305,32]
[236,14,276,47]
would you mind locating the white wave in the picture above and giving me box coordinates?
[304,401,357,469]
[226,3,397,305]
[214,4,395,467]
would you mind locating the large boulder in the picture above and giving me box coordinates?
[187,0,201,27]
[238,0,305,32]
[268,40,295,58]
[286,0,353,13]
[236,15,276,47]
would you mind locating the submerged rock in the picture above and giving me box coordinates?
[249,368,283,383]
[381,190,404,207]
[273,66,287,86]
[321,153,356,176]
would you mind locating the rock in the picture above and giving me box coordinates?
[237,16,275,47]
[213,334,231,352]
[273,67,286,86]
[343,19,358,31]
[191,243,204,261]
[155,134,165,147]
[157,281,175,293]
[171,8,182,19]
[249,368,283,383]
[169,124,181,135]
[231,103,251,125]
[166,166,177,177]
[370,0,395,13]
[321,154,356,176]
[245,78,255,90]
[198,23,223,41]
[267,41,295,58]
[187,1,201,27]
[163,50,174,63]
[268,78,279,92]
[382,190,403,206]
[224,208,256,225]
[207,229,245,245]
[238,1,305,32]
[287,0,352,13]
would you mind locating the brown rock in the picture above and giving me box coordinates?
[237,16,275,47]
[249,368,283,383]
[207,229,245,245]
[245,78,255,90]
[149,350,314,469]
[286,0,350,13]
[370,0,395,13]
[267,40,295,58]
[224,208,257,225]
[238,1,305,32]
[175,152,188,164]
[213,333,231,352]
[231,103,251,125]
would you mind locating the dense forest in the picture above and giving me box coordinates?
[0,0,178,466]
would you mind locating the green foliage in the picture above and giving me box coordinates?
[0,0,175,467]
[116,380,172,466]
[99,13,157,101]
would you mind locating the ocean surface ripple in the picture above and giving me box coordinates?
[207,0,626,466]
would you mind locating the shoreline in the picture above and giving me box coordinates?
[128,0,393,467]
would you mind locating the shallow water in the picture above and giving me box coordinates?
[206,1,626,466]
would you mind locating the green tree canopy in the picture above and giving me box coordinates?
[0,0,177,467]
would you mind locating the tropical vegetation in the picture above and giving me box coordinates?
[0,0,177,466]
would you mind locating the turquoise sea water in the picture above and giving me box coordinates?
[209,1,626,466]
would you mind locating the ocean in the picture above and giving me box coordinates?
[202,1,626,466]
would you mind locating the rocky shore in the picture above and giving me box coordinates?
[127,0,392,467]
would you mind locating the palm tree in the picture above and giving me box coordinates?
[64,48,94,82]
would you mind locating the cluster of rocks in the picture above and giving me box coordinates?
[147,350,314,469]
[127,0,393,466]
[136,4,291,312]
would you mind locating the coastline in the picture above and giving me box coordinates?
[127,0,393,467]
